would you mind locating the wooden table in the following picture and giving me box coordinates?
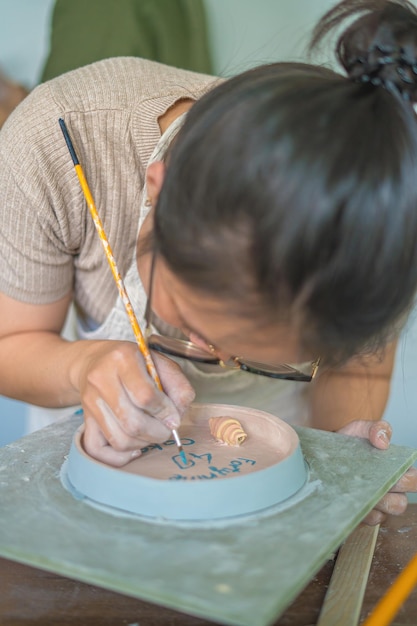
[1,505,417,626]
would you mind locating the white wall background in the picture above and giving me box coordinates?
[0,0,416,452]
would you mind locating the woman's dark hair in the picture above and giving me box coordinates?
[154,0,417,365]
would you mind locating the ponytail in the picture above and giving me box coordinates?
[311,0,417,101]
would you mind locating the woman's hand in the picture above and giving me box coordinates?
[337,419,417,525]
[0,293,195,467]
[75,340,195,466]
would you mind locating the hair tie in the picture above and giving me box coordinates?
[347,44,417,100]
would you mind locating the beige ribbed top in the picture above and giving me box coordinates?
[0,57,217,324]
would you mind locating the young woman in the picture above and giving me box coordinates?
[0,0,416,524]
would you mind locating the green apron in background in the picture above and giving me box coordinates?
[41,0,213,81]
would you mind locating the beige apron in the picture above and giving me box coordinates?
[26,115,309,434]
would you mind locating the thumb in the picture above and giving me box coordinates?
[337,419,392,450]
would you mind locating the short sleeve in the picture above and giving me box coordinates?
[0,89,79,304]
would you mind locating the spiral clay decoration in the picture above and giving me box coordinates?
[208,416,248,446]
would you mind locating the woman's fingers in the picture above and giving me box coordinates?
[363,491,409,525]
[336,419,414,525]
[82,376,172,453]
[80,343,177,438]
[390,466,417,493]
[83,415,144,467]
[77,340,196,465]
[152,351,196,418]
[374,492,409,516]
[82,343,181,435]
[362,509,386,526]
[337,419,392,449]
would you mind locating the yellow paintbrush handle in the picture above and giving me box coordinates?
[59,118,187,464]
[73,163,163,391]
[362,551,417,626]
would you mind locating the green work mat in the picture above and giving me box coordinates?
[0,412,416,626]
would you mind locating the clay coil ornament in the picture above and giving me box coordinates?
[209,416,248,446]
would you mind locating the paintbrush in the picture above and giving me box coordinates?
[58,118,187,465]
[362,549,417,626]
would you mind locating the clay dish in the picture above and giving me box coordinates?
[64,403,307,521]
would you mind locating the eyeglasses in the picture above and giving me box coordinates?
[144,252,320,382]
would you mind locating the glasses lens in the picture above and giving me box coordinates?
[148,334,219,364]
[238,359,312,381]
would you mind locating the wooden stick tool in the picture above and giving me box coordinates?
[58,118,187,465]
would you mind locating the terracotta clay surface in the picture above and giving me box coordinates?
[118,403,300,478]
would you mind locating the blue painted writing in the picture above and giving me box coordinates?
[172,451,212,470]
[168,455,257,480]
[141,438,195,455]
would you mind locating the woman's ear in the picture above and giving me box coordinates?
[145,161,166,206]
